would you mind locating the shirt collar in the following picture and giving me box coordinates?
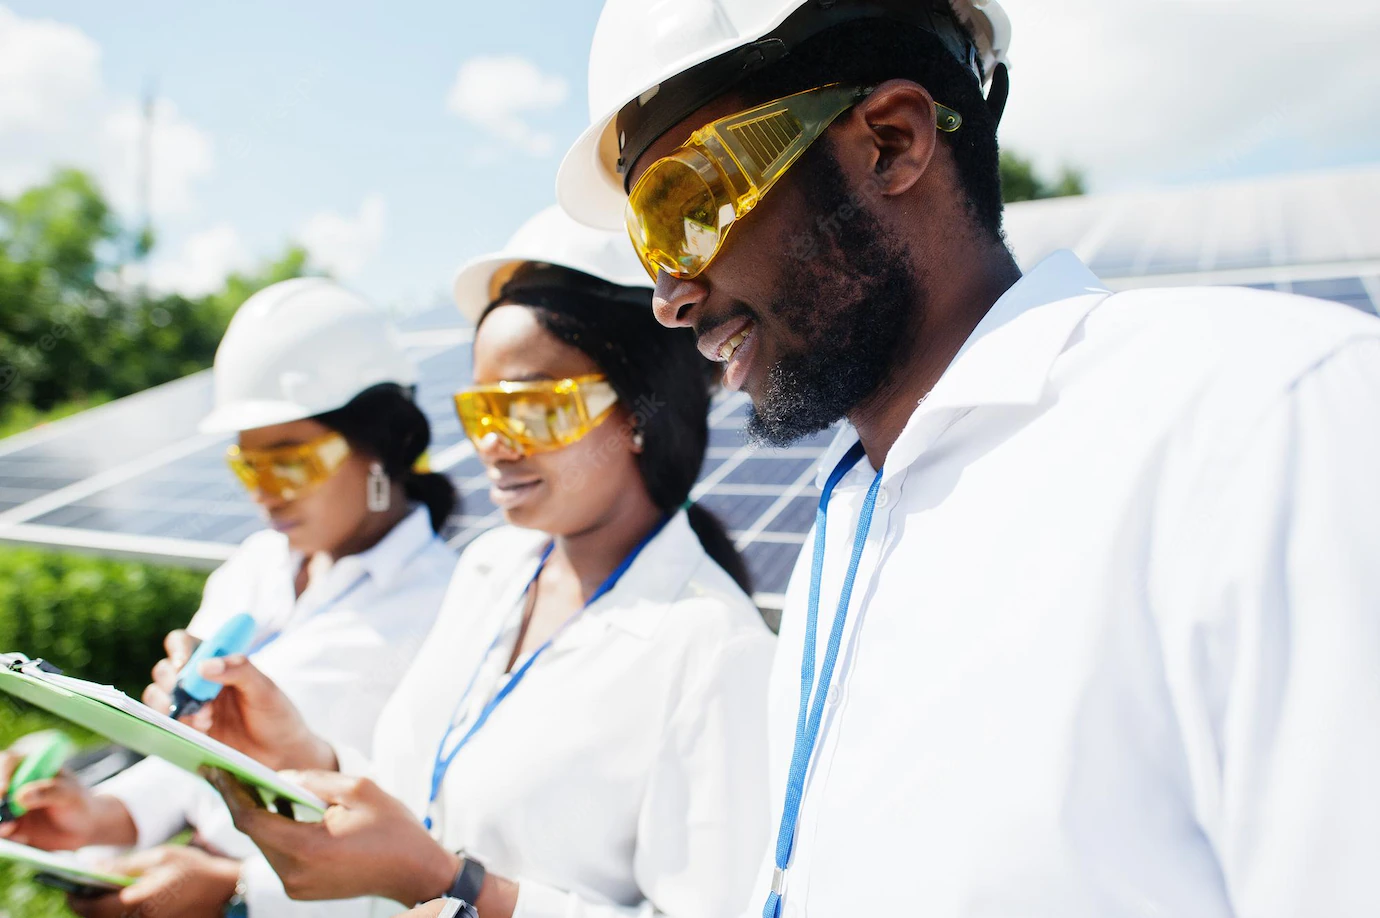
[284,504,438,597]
[815,250,1110,486]
[347,504,438,592]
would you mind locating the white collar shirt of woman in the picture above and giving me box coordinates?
[239,509,777,918]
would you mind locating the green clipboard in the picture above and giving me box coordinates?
[0,837,134,895]
[0,654,325,822]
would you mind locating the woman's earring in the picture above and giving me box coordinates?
[367,462,391,512]
[631,430,645,451]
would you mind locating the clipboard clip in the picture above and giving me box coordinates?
[3,654,63,675]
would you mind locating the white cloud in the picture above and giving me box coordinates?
[0,5,215,215]
[0,6,100,135]
[297,193,387,279]
[446,54,569,156]
[996,0,1380,190]
[100,97,215,216]
[140,224,252,297]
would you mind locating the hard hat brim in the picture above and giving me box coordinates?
[452,254,525,326]
[453,206,654,323]
[556,116,629,232]
[199,400,331,435]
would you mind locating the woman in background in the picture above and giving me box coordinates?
[0,278,459,917]
[190,207,775,918]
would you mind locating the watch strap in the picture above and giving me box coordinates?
[446,853,487,908]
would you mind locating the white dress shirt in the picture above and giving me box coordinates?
[239,510,776,918]
[97,505,456,860]
[745,251,1380,918]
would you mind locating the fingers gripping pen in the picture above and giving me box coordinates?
[0,731,75,822]
[167,613,257,721]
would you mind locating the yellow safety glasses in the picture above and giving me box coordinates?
[626,83,962,281]
[225,431,352,501]
[454,374,620,456]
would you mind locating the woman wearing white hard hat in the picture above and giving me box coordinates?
[193,207,774,918]
[0,278,459,918]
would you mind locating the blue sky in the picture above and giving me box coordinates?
[4,0,1378,313]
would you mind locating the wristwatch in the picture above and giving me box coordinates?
[437,898,479,918]
[445,851,487,908]
[223,872,248,918]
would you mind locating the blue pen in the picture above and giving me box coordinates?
[166,613,257,721]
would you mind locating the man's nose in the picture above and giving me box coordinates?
[652,271,709,329]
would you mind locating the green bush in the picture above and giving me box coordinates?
[0,552,206,917]
[0,549,208,695]
[0,861,67,918]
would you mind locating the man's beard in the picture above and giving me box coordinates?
[745,145,921,447]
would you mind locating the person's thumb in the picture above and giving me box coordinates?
[12,776,79,812]
[278,769,375,807]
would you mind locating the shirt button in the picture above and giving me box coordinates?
[827,685,841,706]
[875,488,890,508]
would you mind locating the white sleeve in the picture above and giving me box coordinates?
[239,853,388,918]
[93,756,203,849]
[512,631,775,918]
[1162,339,1380,918]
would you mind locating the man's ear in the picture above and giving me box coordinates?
[833,79,940,199]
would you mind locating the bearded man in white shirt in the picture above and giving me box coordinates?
[491,2,1380,917]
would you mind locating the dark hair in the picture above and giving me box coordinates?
[314,383,459,533]
[735,17,1004,242]
[481,266,754,595]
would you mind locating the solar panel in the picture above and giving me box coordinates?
[2,167,1379,611]
[1003,164,1380,285]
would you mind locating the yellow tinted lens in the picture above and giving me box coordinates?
[457,391,582,453]
[627,152,728,280]
[268,457,315,491]
[225,434,348,499]
[226,453,259,490]
[455,379,616,455]
[456,392,505,447]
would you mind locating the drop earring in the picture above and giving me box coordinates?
[631,430,645,451]
[367,462,391,512]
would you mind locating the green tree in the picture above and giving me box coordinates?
[1000,151,1086,204]
[0,169,119,410]
[0,168,313,429]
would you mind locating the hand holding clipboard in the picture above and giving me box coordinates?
[0,653,326,822]
[142,628,340,774]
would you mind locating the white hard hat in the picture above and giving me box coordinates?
[200,277,416,434]
[558,0,1012,230]
[452,205,652,324]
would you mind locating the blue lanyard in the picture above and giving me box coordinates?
[424,516,670,831]
[763,442,882,918]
